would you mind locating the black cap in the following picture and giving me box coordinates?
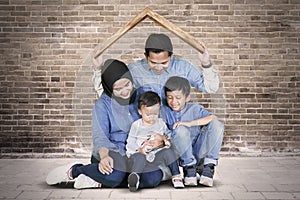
[145,33,173,52]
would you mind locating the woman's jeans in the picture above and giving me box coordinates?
[170,119,224,167]
[71,150,164,188]
[71,151,127,188]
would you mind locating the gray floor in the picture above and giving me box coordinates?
[0,156,299,200]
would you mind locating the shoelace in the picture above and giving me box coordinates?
[63,167,73,184]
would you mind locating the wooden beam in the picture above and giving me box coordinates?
[146,8,205,53]
[94,7,204,58]
[93,8,149,58]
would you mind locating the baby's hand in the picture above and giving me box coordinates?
[164,139,171,148]
[137,147,148,155]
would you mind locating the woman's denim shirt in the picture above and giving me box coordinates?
[92,93,140,160]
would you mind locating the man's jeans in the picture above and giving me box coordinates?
[171,119,224,167]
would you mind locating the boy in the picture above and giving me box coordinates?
[126,91,184,192]
[162,76,224,187]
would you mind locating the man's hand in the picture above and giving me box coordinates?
[198,41,211,67]
[93,55,103,71]
[98,155,114,175]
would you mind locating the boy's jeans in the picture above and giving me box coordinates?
[170,119,224,167]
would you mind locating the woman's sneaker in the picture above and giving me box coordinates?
[74,174,102,189]
[128,172,140,192]
[172,175,184,189]
[46,162,80,185]
[199,164,215,187]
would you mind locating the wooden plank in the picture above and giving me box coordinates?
[93,8,149,58]
[146,9,205,53]
[94,7,204,58]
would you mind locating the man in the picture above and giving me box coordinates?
[92,33,220,97]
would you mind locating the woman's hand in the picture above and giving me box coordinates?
[98,155,114,175]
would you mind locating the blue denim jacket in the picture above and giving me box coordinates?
[92,93,140,160]
[128,56,219,98]
[161,103,211,140]
[93,56,219,97]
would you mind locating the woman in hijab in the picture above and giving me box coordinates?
[46,59,164,190]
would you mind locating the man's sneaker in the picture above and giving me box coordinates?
[74,174,102,189]
[128,172,140,192]
[199,164,215,187]
[172,175,184,189]
[184,176,197,186]
[46,162,80,185]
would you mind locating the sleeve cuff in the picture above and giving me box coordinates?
[201,61,212,68]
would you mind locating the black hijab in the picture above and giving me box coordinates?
[101,59,136,105]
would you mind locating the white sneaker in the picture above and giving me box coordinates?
[184,176,197,186]
[74,174,102,189]
[172,175,184,189]
[199,175,213,187]
[46,162,80,185]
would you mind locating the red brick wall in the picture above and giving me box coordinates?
[0,0,299,157]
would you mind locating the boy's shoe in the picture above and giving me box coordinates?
[183,164,197,186]
[172,175,184,189]
[196,163,203,176]
[199,164,215,187]
[184,176,197,186]
[46,162,80,185]
[74,174,102,189]
[128,172,140,192]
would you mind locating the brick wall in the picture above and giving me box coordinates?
[0,0,299,157]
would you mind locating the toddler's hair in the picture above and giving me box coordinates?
[138,91,161,109]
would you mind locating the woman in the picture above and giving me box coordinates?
[46,59,164,189]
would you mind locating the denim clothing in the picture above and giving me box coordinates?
[92,56,220,97]
[161,104,224,167]
[128,56,219,98]
[72,150,165,189]
[72,151,127,188]
[75,92,168,188]
[161,103,211,138]
[92,93,140,160]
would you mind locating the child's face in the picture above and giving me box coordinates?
[166,90,190,112]
[113,78,133,99]
[138,103,160,126]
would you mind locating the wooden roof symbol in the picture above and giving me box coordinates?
[94,7,205,58]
